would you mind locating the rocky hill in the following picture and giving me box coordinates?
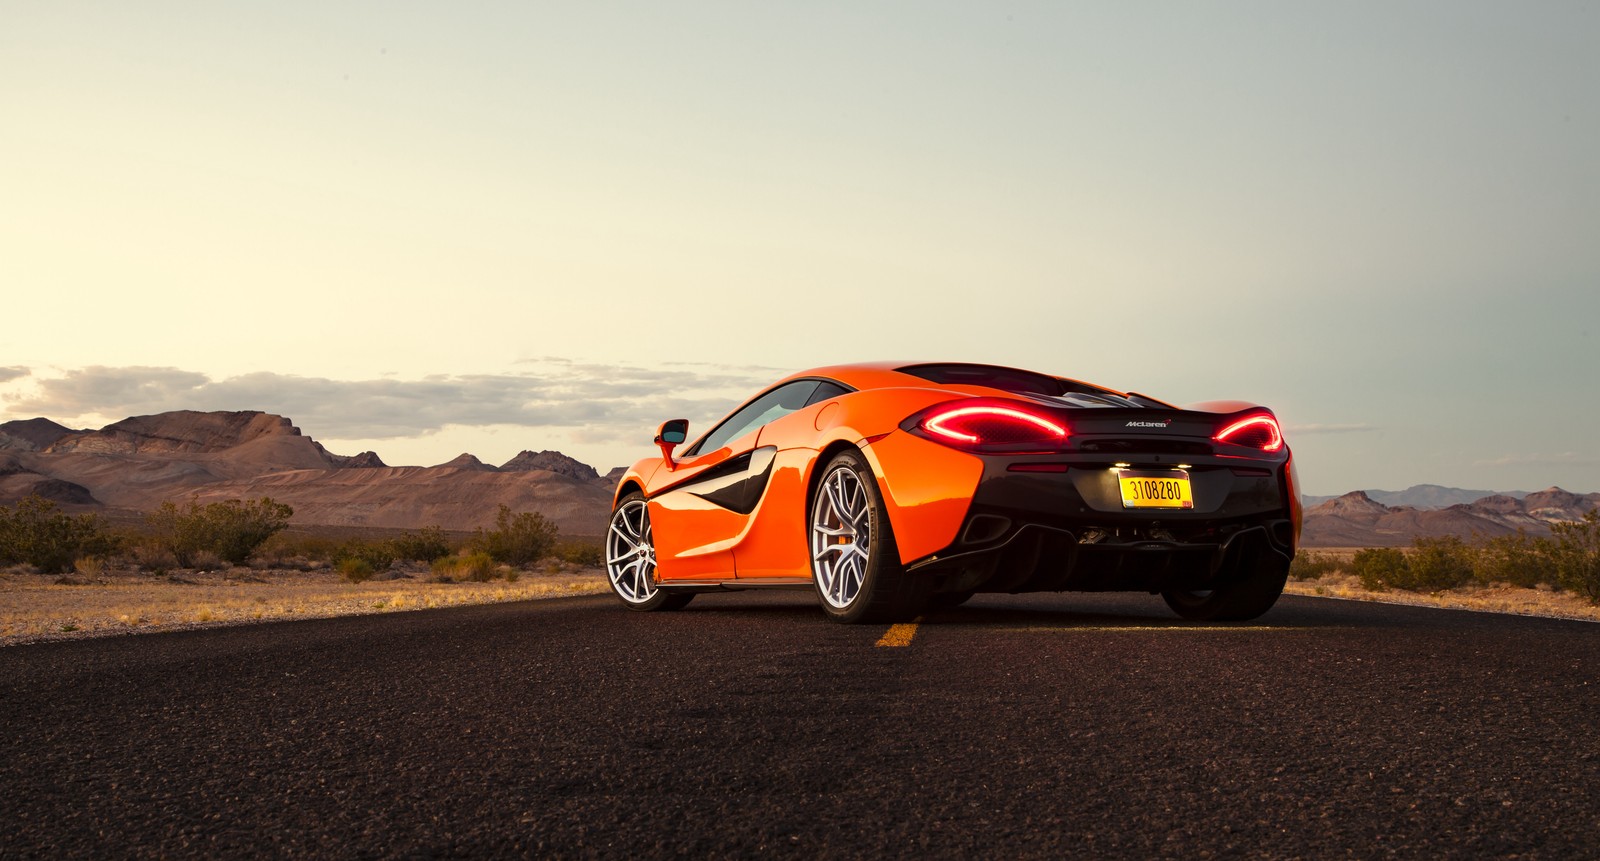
[1302,488,1600,547]
[0,418,80,451]
[0,410,614,535]
[433,453,498,471]
[500,450,601,482]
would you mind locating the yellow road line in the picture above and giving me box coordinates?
[875,618,922,647]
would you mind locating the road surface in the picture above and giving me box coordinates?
[2,591,1596,858]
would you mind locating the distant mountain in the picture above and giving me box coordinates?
[1302,488,1600,547]
[1301,484,1531,509]
[333,451,388,469]
[0,418,80,451]
[500,450,600,482]
[434,453,498,471]
[0,410,612,535]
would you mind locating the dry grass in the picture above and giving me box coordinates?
[1285,570,1600,623]
[0,563,610,646]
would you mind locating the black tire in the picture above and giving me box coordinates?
[605,492,694,612]
[1161,553,1288,622]
[808,450,929,624]
[928,590,976,610]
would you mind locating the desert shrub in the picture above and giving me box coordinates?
[1289,551,1341,581]
[388,526,452,563]
[1349,547,1409,591]
[131,542,180,575]
[73,556,107,578]
[431,551,497,582]
[301,537,340,560]
[1550,511,1600,603]
[471,505,558,566]
[1473,532,1555,589]
[0,495,116,574]
[147,497,294,566]
[187,550,227,571]
[335,538,395,571]
[253,534,340,569]
[555,539,604,568]
[1398,536,1476,592]
[337,557,375,583]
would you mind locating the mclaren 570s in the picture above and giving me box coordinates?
[605,362,1301,623]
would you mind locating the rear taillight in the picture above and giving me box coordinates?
[1214,414,1284,452]
[909,400,1069,453]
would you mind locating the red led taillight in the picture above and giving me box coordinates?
[1214,414,1283,452]
[910,400,1069,452]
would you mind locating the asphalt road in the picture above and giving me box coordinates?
[2,591,1597,859]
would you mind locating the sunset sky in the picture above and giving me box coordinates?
[3,2,1595,494]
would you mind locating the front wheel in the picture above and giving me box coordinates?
[809,451,928,624]
[1162,553,1288,622]
[605,493,693,612]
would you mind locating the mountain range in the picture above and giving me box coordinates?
[3,411,1594,546]
[1300,484,1532,509]
[0,411,616,535]
[1301,488,1599,547]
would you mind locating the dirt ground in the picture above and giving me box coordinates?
[1284,573,1600,623]
[0,563,610,647]
[1287,546,1600,622]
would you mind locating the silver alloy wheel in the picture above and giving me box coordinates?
[606,499,658,604]
[812,464,872,609]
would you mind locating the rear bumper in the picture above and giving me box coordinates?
[905,455,1297,595]
[910,520,1292,595]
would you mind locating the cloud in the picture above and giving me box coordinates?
[5,361,780,440]
[0,366,30,384]
[1285,422,1379,435]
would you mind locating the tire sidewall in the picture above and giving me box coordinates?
[1163,555,1289,622]
[810,451,893,623]
[606,492,678,612]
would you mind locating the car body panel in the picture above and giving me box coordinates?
[726,447,814,578]
[645,427,761,580]
[858,431,985,564]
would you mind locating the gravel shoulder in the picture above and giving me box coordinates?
[1284,572,1600,622]
[0,564,610,647]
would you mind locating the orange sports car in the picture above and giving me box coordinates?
[606,362,1301,623]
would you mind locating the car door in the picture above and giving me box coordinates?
[733,381,853,579]
[648,380,821,582]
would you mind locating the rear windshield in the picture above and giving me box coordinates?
[897,363,1070,396]
[895,363,1166,407]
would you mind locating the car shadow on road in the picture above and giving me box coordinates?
[918,596,1348,630]
[657,590,1369,630]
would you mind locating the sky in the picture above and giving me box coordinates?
[2,1,1595,495]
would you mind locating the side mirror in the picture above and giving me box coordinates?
[654,419,689,469]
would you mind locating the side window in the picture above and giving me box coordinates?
[805,381,851,406]
[688,381,820,455]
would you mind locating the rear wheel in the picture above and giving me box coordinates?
[809,451,929,624]
[605,493,693,612]
[1162,553,1288,622]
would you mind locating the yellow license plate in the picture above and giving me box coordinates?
[1118,470,1194,509]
